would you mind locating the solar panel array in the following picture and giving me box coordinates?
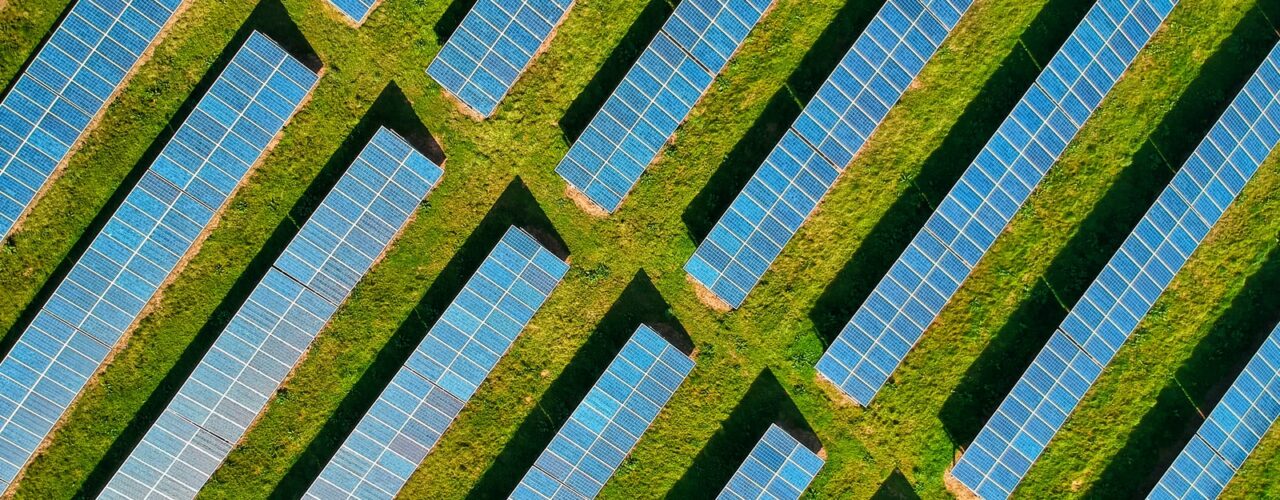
[101,126,438,499]
[326,0,380,26]
[0,31,316,491]
[951,41,1280,500]
[0,0,184,238]
[684,0,974,309]
[511,325,694,499]
[305,226,569,500]
[426,0,574,118]
[815,0,1179,406]
[1149,322,1280,500]
[554,0,773,213]
[717,424,824,500]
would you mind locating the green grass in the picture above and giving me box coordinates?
[0,0,1278,498]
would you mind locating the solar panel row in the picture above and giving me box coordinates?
[427,0,575,118]
[952,40,1280,500]
[0,31,317,492]
[511,325,694,499]
[0,0,185,238]
[684,0,974,309]
[816,0,1178,406]
[100,126,438,499]
[555,0,773,213]
[717,424,824,500]
[305,226,569,500]
[1149,322,1280,500]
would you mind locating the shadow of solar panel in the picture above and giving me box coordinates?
[304,226,568,500]
[684,0,976,310]
[100,126,438,500]
[555,0,773,213]
[0,31,318,493]
[717,424,824,500]
[512,325,694,499]
[1149,323,1280,499]
[0,0,186,238]
[426,0,575,118]
[952,39,1280,500]
[816,0,1180,408]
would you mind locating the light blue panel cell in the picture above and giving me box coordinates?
[556,0,773,213]
[954,38,1280,500]
[426,0,575,117]
[514,325,693,498]
[327,0,378,25]
[717,424,824,500]
[304,226,567,500]
[0,0,185,238]
[817,0,1180,410]
[0,31,317,493]
[686,0,975,309]
[1149,322,1280,500]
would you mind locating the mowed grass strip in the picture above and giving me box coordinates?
[0,0,1276,499]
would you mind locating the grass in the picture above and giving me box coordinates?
[0,0,1277,498]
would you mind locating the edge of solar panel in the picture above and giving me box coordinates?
[0,0,190,240]
[302,226,568,500]
[716,423,825,500]
[1147,322,1280,500]
[426,0,577,119]
[98,121,441,500]
[951,38,1280,500]
[512,324,695,499]
[814,0,1180,407]
[0,30,320,495]
[553,0,775,214]
[682,0,977,310]
[324,0,382,26]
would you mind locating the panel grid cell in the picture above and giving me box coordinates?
[816,0,1179,407]
[426,0,575,118]
[0,0,185,238]
[512,325,694,499]
[304,226,568,500]
[101,126,435,500]
[555,0,773,213]
[1149,322,1280,500]
[951,40,1280,500]
[685,0,975,309]
[717,424,824,500]
[0,31,317,492]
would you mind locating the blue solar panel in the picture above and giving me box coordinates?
[717,424,824,500]
[1149,322,1280,500]
[0,0,185,238]
[816,0,1179,406]
[304,226,568,500]
[426,0,575,118]
[684,0,975,309]
[0,31,317,492]
[100,126,437,499]
[951,39,1280,500]
[511,325,694,499]
[327,0,381,25]
[555,0,773,213]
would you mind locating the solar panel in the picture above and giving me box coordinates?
[1149,322,1280,500]
[950,40,1280,500]
[684,0,975,309]
[0,0,186,238]
[717,424,824,500]
[815,0,1180,406]
[426,0,575,118]
[0,31,317,492]
[511,325,694,499]
[304,226,568,500]
[555,0,774,213]
[326,0,380,26]
[100,126,438,499]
